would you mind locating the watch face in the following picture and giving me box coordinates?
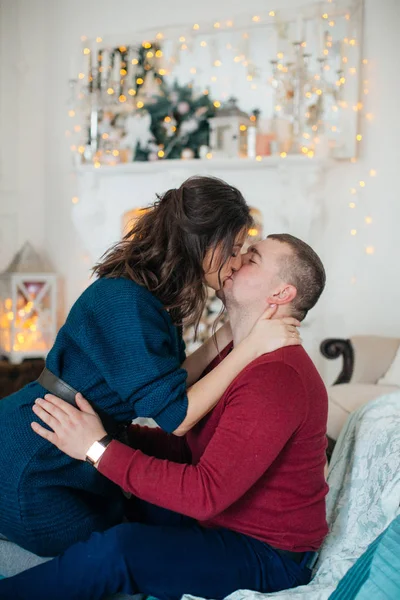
[86,441,106,465]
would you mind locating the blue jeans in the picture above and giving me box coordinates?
[0,500,313,600]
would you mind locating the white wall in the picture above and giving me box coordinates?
[0,0,399,382]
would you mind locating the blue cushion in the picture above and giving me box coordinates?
[329,515,400,599]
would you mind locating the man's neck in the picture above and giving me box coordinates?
[227,303,292,347]
[227,304,260,347]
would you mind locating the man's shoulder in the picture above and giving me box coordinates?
[228,345,324,398]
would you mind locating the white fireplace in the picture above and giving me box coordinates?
[74,155,330,368]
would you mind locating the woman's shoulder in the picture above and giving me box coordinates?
[79,277,164,312]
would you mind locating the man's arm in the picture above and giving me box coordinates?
[98,362,305,520]
[126,424,191,463]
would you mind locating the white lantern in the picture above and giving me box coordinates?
[209,98,252,159]
[0,243,58,364]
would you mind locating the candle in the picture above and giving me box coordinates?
[318,21,325,57]
[296,15,304,42]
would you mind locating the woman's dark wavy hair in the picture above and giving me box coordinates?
[93,176,252,327]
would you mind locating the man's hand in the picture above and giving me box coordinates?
[31,393,107,461]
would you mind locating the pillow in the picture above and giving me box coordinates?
[378,345,400,386]
[328,515,400,599]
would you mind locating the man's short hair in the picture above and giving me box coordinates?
[267,233,326,321]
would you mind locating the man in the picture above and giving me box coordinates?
[0,234,329,600]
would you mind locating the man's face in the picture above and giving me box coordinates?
[223,238,292,309]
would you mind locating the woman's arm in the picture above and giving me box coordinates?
[182,322,232,387]
[173,306,301,436]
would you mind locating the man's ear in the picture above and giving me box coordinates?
[267,285,297,306]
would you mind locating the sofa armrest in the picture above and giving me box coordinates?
[349,336,400,384]
[320,338,354,385]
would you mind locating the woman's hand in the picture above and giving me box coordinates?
[246,305,302,358]
[31,393,107,461]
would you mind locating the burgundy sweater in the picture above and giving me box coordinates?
[98,344,329,551]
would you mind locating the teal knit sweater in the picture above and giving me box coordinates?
[0,277,188,556]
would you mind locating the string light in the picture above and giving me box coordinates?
[370,169,377,176]
[158,150,165,158]
[107,87,114,95]
[227,20,234,27]
[350,188,357,194]
[214,60,222,67]
[190,67,197,74]
[269,11,276,17]
[280,152,287,158]
[96,37,102,43]
[156,32,164,40]
[119,95,126,103]
[72,197,79,204]
[68,110,75,117]
[179,36,186,42]
[359,181,366,187]
[214,22,221,28]
[78,72,85,79]
[350,229,357,236]
[102,133,109,139]
[252,16,261,22]
[365,246,375,254]
[94,161,101,168]
[156,50,163,57]
[366,113,373,120]
[365,217,373,224]
[74,125,81,132]
[128,89,136,96]
[349,202,356,208]
[206,152,213,159]
[137,101,144,108]
[256,156,262,161]
[356,134,362,141]
[83,48,90,55]
[322,13,328,19]
[213,100,221,108]
[363,59,368,64]
[136,77,144,85]
[200,40,207,47]
[112,150,120,156]
[193,23,199,30]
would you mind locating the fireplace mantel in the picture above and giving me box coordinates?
[76,155,329,176]
[73,155,330,266]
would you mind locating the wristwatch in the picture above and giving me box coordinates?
[85,434,113,466]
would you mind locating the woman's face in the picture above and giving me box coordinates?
[203,230,246,291]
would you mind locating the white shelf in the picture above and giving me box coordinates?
[75,155,329,176]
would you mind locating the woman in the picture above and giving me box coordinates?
[0,176,300,558]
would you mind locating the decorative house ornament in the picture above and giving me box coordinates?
[0,243,58,364]
[209,97,252,159]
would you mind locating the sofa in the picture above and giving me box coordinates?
[320,336,400,448]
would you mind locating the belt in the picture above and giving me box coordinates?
[37,367,129,441]
[38,367,79,407]
[272,546,319,569]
